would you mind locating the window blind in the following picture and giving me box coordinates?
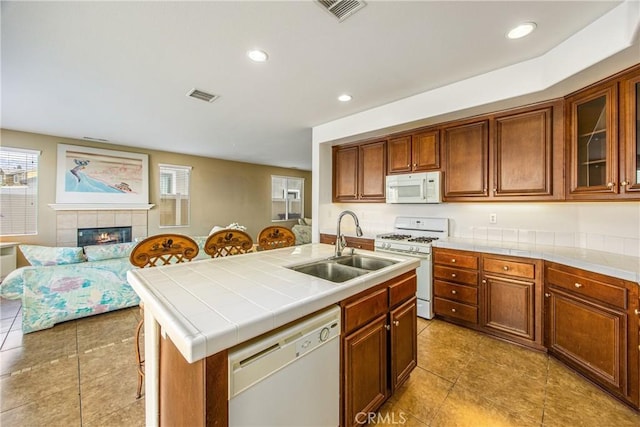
[0,147,40,236]
[159,164,191,227]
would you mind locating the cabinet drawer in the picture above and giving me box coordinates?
[434,280,477,305]
[434,251,478,269]
[433,265,478,286]
[343,287,388,334]
[434,297,478,324]
[389,272,417,308]
[483,257,535,279]
[546,266,627,309]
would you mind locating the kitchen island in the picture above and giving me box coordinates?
[126,243,419,426]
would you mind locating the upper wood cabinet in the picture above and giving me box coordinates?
[442,120,489,199]
[333,140,386,202]
[442,100,564,202]
[567,63,640,200]
[387,129,439,174]
[621,66,640,196]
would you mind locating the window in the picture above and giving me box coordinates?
[0,147,40,236]
[159,164,191,227]
[271,176,304,221]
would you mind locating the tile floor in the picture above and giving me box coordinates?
[1,297,639,426]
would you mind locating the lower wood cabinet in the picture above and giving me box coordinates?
[545,261,639,406]
[341,271,417,427]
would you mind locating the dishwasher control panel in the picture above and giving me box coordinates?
[295,321,339,357]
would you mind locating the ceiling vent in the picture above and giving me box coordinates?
[186,88,219,103]
[317,0,366,22]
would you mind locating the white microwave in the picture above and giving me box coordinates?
[385,171,442,204]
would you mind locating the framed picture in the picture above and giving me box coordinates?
[56,144,149,204]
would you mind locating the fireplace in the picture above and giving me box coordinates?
[78,226,132,247]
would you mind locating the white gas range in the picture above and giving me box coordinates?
[374,217,449,319]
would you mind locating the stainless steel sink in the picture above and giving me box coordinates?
[332,254,397,271]
[289,261,369,283]
[288,254,398,283]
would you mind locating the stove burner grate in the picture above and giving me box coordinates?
[407,236,439,243]
[379,234,412,240]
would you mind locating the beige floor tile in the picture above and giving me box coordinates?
[543,358,640,427]
[1,355,79,412]
[388,366,454,424]
[79,339,138,384]
[416,317,431,335]
[475,335,548,380]
[76,307,138,352]
[372,399,428,427]
[418,319,485,353]
[456,353,546,421]
[416,332,474,382]
[84,398,145,427]
[0,384,81,427]
[0,321,77,375]
[80,363,141,425]
[0,299,21,320]
[431,384,540,427]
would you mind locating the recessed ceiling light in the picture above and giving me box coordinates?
[247,49,268,62]
[507,22,536,39]
[338,94,352,102]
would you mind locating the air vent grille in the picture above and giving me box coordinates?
[186,88,219,103]
[317,0,366,22]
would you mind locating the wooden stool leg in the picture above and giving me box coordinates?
[135,311,145,399]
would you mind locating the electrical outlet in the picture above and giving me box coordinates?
[489,213,497,224]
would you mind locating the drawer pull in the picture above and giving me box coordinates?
[393,320,400,326]
[574,283,583,288]
[451,290,457,294]
[482,279,486,284]
[451,259,456,263]
[451,308,456,313]
[451,273,457,278]
[545,293,551,297]
[635,308,640,315]
[385,324,391,331]
[503,265,509,271]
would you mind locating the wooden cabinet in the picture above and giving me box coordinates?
[387,129,439,174]
[433,248,480,324]
[442,100,564,201]
[442,120,489,199]
[481,254,543,349]
[333,140,386,202]
[545,261,639,406]
[566,63,640,200]
[319,233,375,251]
[621,66,640,195]
[341,271,417,427]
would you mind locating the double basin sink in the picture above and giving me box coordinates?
[288,254,398,283]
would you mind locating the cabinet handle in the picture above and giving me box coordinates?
[451,273,457,278]
[503,265,509,271]
[413,163,417,168]
[385,324,391,331]
[451,290,457,294]
[393,320,400,326]
[634,308,640,315]
[451,259,456,263]
[493,188,497,194]
[451,308,456,313]
[482,279,486,284]
[607,182,615,188]
[621,181,629,187]
[545,293,551,297]
[407,164,410,168]
[574,282,583,288]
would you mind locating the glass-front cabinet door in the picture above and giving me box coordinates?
[622,70,640,195]
[567,82,618,198]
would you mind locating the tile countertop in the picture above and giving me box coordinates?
[433,238,640,284]
[126,243,419,363]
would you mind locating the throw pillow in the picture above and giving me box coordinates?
[0,268,25,299]
[304,217,312,226]
[84,242,136,262]
[19,245,86,266]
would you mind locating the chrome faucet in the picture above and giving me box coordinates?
[335,210,363,257]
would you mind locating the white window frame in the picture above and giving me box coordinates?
[0,147,40,236]
[158,164,191,228]
[271,175,304,222]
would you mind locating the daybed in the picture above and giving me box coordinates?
[0,237,212,333]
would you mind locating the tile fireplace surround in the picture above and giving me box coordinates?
[56,210,148,247]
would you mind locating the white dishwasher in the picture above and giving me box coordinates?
[228,305,341,427]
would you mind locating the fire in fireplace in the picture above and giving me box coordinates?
[77,226,132,247]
